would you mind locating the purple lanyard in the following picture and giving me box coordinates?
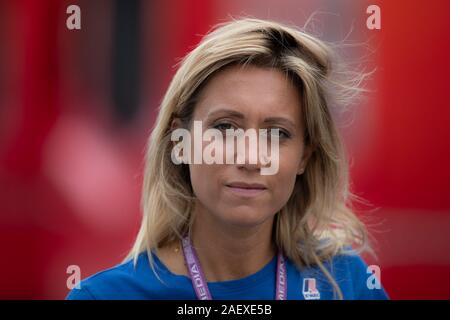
[181,235,287,300]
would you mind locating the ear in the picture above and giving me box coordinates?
[170,118,182,131]
[297,144,313,175]
[170,118,188,164]
[170,118,183,146]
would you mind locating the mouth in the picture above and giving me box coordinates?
[225,181,267,197]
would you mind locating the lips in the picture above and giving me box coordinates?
[226,181,267,189]
[225,181,267,197]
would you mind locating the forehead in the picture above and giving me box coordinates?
[193,65,302,124]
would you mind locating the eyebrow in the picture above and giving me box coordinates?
[206,108,297,130]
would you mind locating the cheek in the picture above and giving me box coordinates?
[271,149,302,203]
[188,163,220,202]
[272,168,298,207]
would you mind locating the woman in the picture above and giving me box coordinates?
[67,18,389,300]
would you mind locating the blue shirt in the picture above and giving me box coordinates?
[66,251,389,300]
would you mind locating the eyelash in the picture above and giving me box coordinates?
[212,121,291,139]
[213,122,235,131]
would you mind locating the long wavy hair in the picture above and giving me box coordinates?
[125,17,373,299]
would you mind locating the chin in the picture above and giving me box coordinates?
[218,207,273,228]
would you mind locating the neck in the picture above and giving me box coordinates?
[189,204,276,282]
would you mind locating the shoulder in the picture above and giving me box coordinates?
[65,252,157,300]
[324,249,390,300]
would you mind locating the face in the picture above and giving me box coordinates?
[181,65,311,228]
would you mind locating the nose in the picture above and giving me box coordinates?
[233,130,268,171]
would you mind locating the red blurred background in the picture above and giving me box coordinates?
[1,0,449,299]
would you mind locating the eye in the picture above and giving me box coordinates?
[213,122,237,131]
[268,128,291,139]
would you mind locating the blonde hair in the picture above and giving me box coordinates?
[125,17,373,299]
